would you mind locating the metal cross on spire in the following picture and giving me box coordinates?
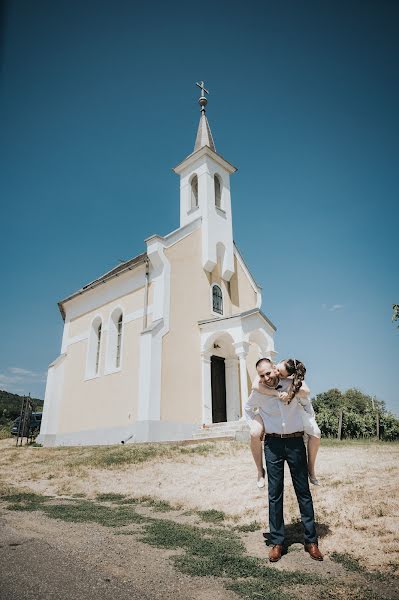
[196,81,209,113]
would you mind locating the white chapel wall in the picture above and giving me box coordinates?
[56,280,151,435]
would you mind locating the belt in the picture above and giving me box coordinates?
[265,431,304,439]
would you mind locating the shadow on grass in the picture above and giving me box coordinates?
[263,521,331,548]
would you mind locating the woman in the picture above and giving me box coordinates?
[250,358,321,488]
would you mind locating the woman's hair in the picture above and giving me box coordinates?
[284,358,306,401]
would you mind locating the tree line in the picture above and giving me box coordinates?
[0,390,43,426]
[312,388,399,441]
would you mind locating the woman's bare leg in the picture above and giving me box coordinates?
[307,435,320,481]
[250,415,265,484]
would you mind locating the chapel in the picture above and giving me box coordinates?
[38,84,277,446]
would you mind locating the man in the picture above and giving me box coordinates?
[245,357,323,563]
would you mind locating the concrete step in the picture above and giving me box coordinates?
[191,433,236,442]
[201,421,249,432]
[193,429,239,439]
[192,420,250,442]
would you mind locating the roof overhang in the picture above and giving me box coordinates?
[173,145,237,175]
[57,252,147,320]
[198,308,276,334]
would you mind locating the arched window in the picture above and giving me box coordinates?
[106,308,124,372]
[86,316,103,378]
[212,284,223,315]
[95,323,102,374]
[214,174,222,208]
[190,175,198,209]
[116,314,123,368]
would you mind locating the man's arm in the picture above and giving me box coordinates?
[244,389,270,422]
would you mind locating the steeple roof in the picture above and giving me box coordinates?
[173,82,237,174]
[194,112,216,152]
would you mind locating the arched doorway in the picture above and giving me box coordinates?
[204,331,240,424]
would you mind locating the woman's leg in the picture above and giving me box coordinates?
[307,435,320,482]
[250,415,265,485]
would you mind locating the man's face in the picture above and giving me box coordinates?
[257,361,278,387]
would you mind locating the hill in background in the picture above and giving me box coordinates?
[0,390,43,425]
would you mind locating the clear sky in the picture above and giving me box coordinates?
[1,0,398,413]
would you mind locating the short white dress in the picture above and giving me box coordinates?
[298,397,321,438]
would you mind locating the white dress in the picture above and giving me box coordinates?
[297,397,321,438]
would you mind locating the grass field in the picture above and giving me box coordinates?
[0,437,398,578]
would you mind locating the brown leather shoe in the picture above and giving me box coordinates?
[304,543,323,561]
[269,544,284,562]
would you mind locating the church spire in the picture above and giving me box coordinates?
[193,81,216,153]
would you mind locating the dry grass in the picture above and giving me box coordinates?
[0,437,398,573]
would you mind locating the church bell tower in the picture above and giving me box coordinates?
[173,82,237,281]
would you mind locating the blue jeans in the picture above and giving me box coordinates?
[264,436,317,545]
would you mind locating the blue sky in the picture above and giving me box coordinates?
[1,0,398,413]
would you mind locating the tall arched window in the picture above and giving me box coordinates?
[86,316,103,378]
[191,175,198,209]
[214,174,222,208]
[95,323,102,374]
[106,308,124,372]
[212,284,223,315]
[116,314,123,368]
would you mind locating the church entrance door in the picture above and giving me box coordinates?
[211,355,227,423]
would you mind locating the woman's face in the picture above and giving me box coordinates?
[274,361,289,378]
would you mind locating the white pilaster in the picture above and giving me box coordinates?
[137,237,171,423]
[201,351,212,425]
[233,341,250,418]
[225,357,240,421]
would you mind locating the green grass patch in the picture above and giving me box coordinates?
[330,552,365,573]
[234,521,262,532]
[66,444,168,468]
[197,509,225,523]
[140,518,322,598]
[64,441,226,470]
[1,490,48,511]
[320,438,399,448]
[330,552,397,586]
[177,443,218,455]
[227,578,293,600]
[1,488,146,527]
[42,501,146,527]
[138,496,176,512]
[96,492,127,502]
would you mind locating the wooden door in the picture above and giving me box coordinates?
[211,355,227,423]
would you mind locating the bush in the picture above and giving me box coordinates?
[312,388,399,441]
[0,421,13,440]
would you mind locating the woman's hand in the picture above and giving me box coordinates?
[278,391,290,404]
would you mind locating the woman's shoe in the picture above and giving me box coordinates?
[257,469,266,489]
[309,474,320,486]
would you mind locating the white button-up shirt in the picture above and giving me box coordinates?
[245,377,312,435]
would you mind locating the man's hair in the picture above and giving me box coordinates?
[255,357,272,369]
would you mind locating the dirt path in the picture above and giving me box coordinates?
[0,507,236,600]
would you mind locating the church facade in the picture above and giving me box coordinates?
[38,87,277,446]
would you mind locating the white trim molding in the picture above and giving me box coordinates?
[137,237,171,422]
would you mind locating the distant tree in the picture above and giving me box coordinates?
[380,411,399,441]
[0,390,43,425]
[393,304,399,328]
[312,387,398,441]
[312,388,344,412]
